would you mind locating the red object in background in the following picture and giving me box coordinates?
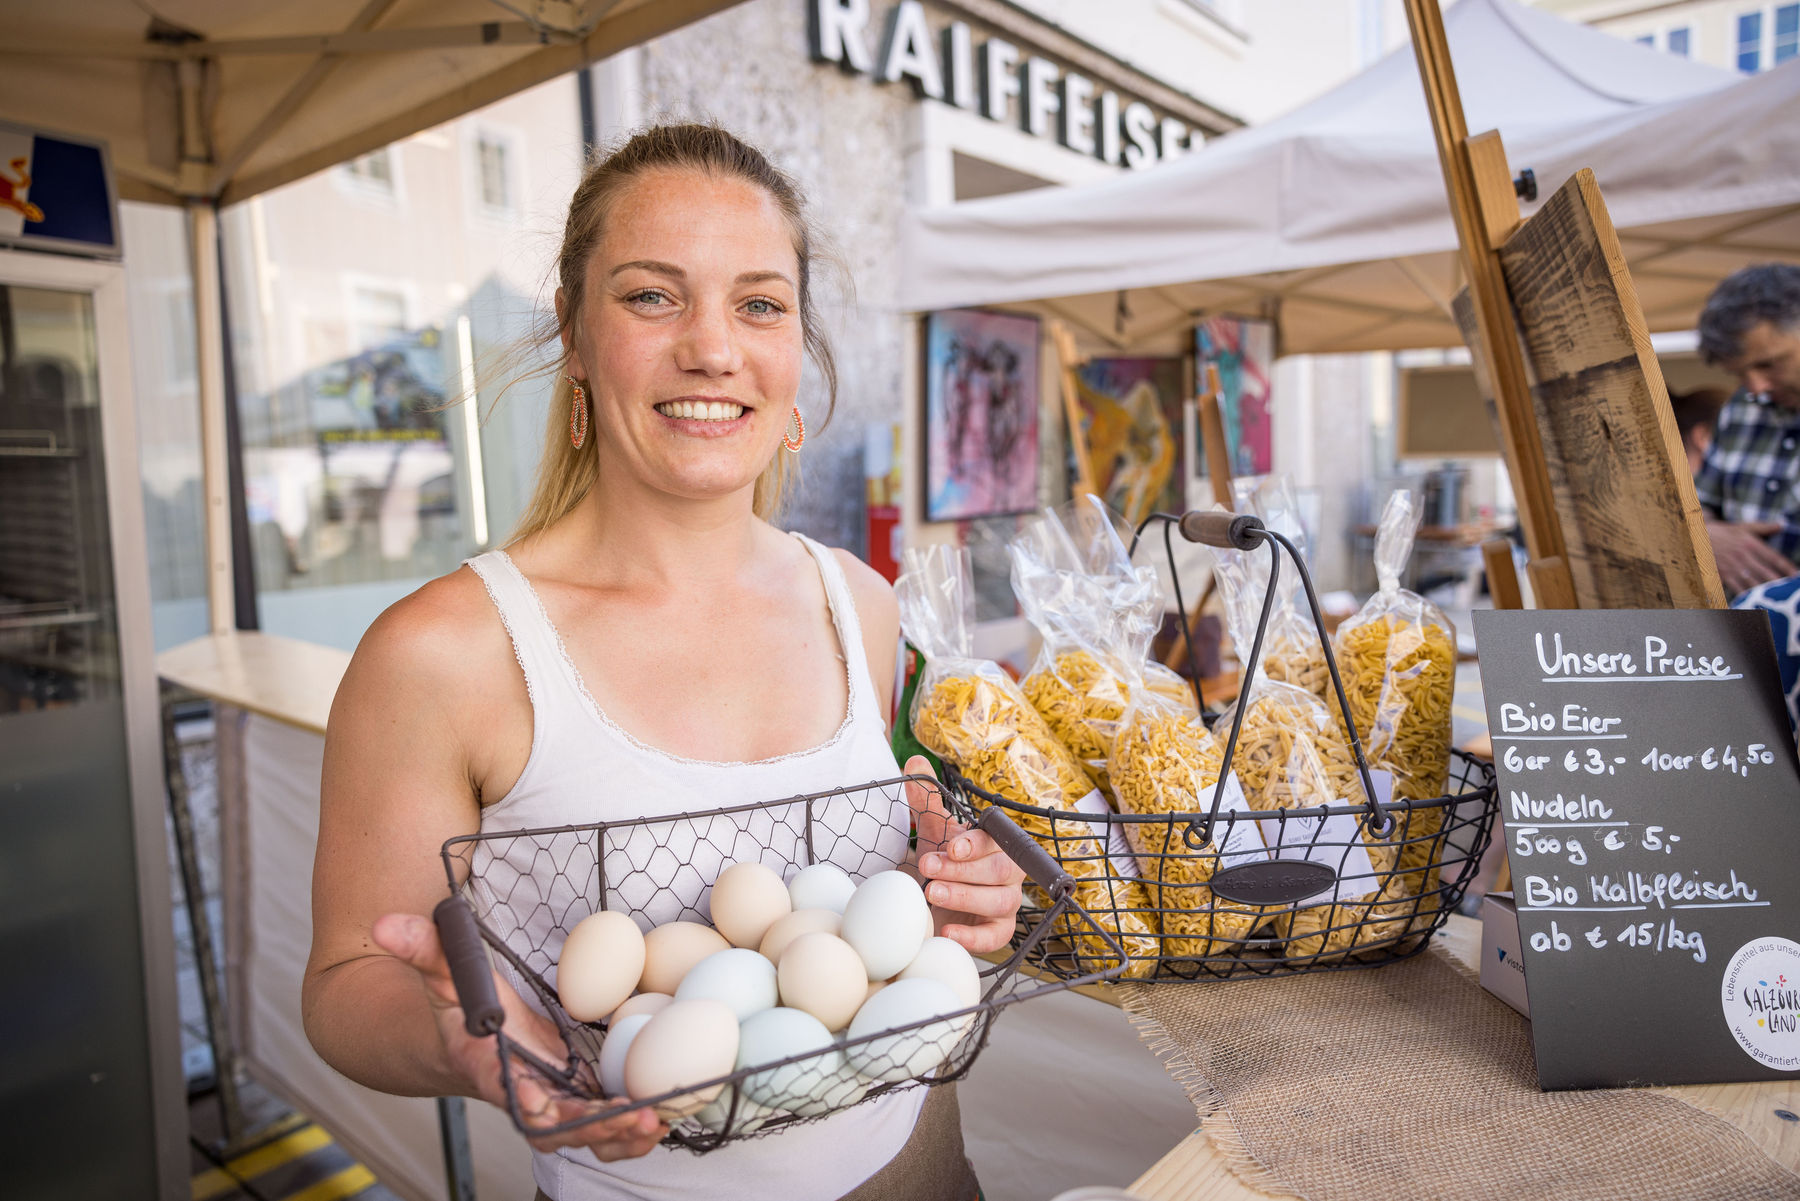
[867,504,902,583]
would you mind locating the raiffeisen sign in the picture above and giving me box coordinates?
[809,0,1235,169]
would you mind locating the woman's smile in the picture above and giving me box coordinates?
[652,396,754,436]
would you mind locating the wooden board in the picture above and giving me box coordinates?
[1454,171,1727,610]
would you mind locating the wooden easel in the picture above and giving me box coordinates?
[1405,0,1727,613]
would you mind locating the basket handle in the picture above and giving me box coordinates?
[1177,510,1266,550]
[434,896,505,1037]
[972,805,1075,904]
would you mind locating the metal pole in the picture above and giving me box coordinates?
[188,200,235,634]
[437,1096,477,1201]
[162,684,243,1145]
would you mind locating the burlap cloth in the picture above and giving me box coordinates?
[1118,946,1800,1200]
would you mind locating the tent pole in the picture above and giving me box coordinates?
[189,200,235,635]
[1402,0,1567,580]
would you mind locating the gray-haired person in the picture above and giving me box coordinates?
[1694,262,1800,597]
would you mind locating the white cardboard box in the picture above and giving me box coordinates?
[1480,891,1531,1018]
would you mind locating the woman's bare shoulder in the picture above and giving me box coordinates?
[828,547,898,635]
[333,565,510,718]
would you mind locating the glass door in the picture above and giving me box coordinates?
[0,252,183,1199]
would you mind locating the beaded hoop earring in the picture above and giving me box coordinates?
[567,376,589,450]
[783,405,806,454]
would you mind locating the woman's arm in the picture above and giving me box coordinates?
[303,580,663,1157]
[304,584,497,1095]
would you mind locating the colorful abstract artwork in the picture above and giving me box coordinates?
[1075,357,1186,527]
[1195,316,1274,477]
[925,309,1040,522]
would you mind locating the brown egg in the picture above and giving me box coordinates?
[639,921,731,996]
[758,908,843,966]
[708,861,793,949]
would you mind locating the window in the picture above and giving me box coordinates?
[1738,11,1763,71]
[349,284,409,354]
[343,149,395,192]
[1667,26,1690,55]
[1634,33,1655,45]
[476,134,513,213]
[1777,3,1799,63]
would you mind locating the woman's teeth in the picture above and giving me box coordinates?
[656,400,745,421]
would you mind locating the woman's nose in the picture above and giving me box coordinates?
[676,301,741,376]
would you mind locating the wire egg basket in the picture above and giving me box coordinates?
[432,774,1125,1150]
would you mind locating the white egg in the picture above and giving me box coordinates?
[898,936,982,1008]
[674,948,778,1022]
[608,992,673,1025]
[786,862,857,914]
[708,861,793,949]
[598,1013,653,1099]
[693,1085,779,1135]
[776,931,870,1031]
[758,908,842,965]
[624,999,740,1119]
[840,870,934,981]
[556,910,646,1023]
[639,922,731,996]
[845,977,966,1084]
[736,1007,866,1117]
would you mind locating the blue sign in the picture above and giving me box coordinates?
[0,121,119,258]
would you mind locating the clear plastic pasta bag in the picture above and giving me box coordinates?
[1333,490,1457,919]
[1240,477,1332,701]
[1112,677,1270,960]
[1009,497,1165,798]
[896,544,1160,977]
[1212,538,1409,961]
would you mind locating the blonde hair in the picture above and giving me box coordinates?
[508,123,840,543]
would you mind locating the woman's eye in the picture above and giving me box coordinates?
[743,297,786,317]
[627,289,671,307]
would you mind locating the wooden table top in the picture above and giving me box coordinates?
[1119,915,1800,1199]
[156,630,349,736]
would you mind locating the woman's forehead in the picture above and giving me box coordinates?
[592,167,798,281]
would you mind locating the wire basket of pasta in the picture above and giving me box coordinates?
[430,775,1125,1150]
[953,509,1497,982]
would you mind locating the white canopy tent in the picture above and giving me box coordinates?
[900,0,1800,355]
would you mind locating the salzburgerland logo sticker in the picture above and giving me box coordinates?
[1720,936,1800,1071]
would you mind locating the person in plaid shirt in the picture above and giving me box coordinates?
[1694,264,1800,597]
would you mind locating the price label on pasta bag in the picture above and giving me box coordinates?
[1073,790,1146,880]
[1474,609,1800,1089]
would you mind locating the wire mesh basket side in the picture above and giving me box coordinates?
[437,776,1125,1148]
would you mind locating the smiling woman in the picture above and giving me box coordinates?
[302,124,1019,1201]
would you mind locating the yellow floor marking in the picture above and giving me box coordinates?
[279,1164,377,1201]
[191,1125,332,1201]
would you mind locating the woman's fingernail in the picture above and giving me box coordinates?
[930,883,949,903]
[921,853,941,874]
[952,838,970,859]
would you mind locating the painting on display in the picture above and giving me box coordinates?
[1195,316,1274,477]
[924,309,1041,522]
[1075,357,1186,528]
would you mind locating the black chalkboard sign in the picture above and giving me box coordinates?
[1473,609,1800,1089]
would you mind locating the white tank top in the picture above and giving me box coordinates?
[465,536,925,1201]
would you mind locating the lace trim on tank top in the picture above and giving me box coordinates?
[491,538,861,769]
[467,558,537,707]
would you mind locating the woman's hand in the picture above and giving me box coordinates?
[902,756,1027,955]
[371,913,668,1162]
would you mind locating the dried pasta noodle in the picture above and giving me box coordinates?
[1111,702,1266,960]
[1020,650,1130,793]
[913,672,1161,978]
